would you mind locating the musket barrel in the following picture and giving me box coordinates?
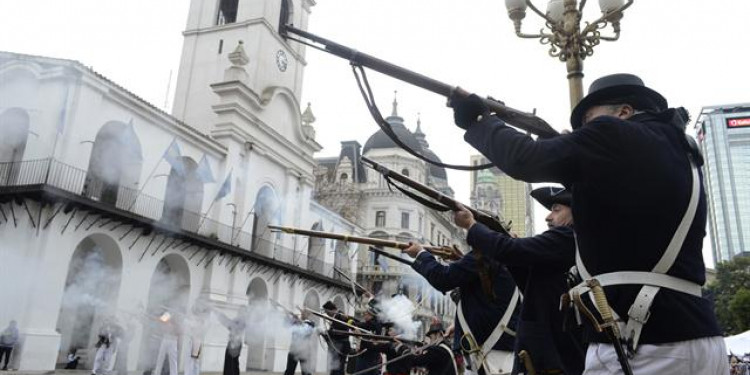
[269,225,457,260]
[282,25,558,138]
[331,330,423,345]
[283,25,453,97]
[360,156,510,235]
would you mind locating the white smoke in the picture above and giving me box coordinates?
[60,249,120,312]
[376,294,421,340]
[55,247,122,356]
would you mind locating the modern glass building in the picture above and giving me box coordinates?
[469,155,535,237]
[695,104,750,264]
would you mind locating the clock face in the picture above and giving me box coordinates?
[275,50,288,72]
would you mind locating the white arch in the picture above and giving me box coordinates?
[138,253,191,370]
[84,120,143,208]
[0,107,31,184]
[246,276,269,370]
[56,233,124,368]
[162,156,204,231]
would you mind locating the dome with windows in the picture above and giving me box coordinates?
[361,97,448,181]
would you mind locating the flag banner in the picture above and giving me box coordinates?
[196,154,215,183]
[163,139,185,176]
[375,250,390,272]
[123,120,143,161]
[214,171,232,201]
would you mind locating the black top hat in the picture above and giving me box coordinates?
[530,186,571,210]
[322,301,337,311]
[425,321,445,336]
[570,73,668,129]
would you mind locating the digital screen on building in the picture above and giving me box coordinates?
[727,117,750,129]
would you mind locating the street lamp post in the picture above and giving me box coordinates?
[504,0,633,109]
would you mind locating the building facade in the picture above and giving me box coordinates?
[314,102,460,329]
[696,104,750,264]
[0,0,358,372]
[469,155,535,238]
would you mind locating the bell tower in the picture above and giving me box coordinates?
[171,0,313,132]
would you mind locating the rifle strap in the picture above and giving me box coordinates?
[382,174,451,212]
[351,64,493,171]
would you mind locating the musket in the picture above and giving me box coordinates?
[333,267,372,296]
[303,307,373,334]
[518,350,537,375]
[282,25,559,139]
[268,225,461,261]
[367,246,413,266]
[361,156,511,236]
[330,330,423,346]
[270,299,299,321]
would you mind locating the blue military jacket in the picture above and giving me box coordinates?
[464,110,721,345]
[468,224,585,375]
[411,250,519,352]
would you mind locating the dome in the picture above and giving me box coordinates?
[421,148,447,180]
[361,94,446,181]
[362,122,423,155]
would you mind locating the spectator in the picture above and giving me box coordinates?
[0,320,19,371]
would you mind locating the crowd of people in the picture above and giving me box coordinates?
[731,355,750,375]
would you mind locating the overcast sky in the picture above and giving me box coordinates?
[2,0,748,266]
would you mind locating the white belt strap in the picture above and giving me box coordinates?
[573,157,701,351]
[439,342,459,375]
[457,288,520,372]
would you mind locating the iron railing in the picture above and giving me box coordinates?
[0,158,347,280]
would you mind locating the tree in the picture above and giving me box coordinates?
[707,256,750,335]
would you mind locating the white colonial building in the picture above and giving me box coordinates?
[0,0,361,372]
[314,99,462,330]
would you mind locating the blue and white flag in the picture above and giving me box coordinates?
[214,171,232,201]
[196,155,215,183]
[375,250,390,272]
[163,139,185,176]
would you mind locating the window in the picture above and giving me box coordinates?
[216,0,239,25]
[401,168,410,176]
[401,212,410,229]
[375,211,386,227]
[430,223,435,242]
[340,173,348,182]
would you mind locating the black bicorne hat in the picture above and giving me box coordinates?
[322,301,337,311]
[530,186,572,210]
[570,73,668,129]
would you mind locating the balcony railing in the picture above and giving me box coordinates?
[359,265,406,276]
[0,158,346,281]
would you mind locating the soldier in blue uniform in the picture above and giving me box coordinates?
[352,302,383,375]
[409,321,458,375]
[322,301,353,375]
[453,187,585,375]
[450,73,727,374]
[403,238,520,375]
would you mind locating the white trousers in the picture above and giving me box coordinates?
[484,350,515,375]
[92,344,117,374]
[583,336,729,375]
[154,336,179,375]
[184,338,201,375]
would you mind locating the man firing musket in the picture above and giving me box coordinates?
[449,73,728,374]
